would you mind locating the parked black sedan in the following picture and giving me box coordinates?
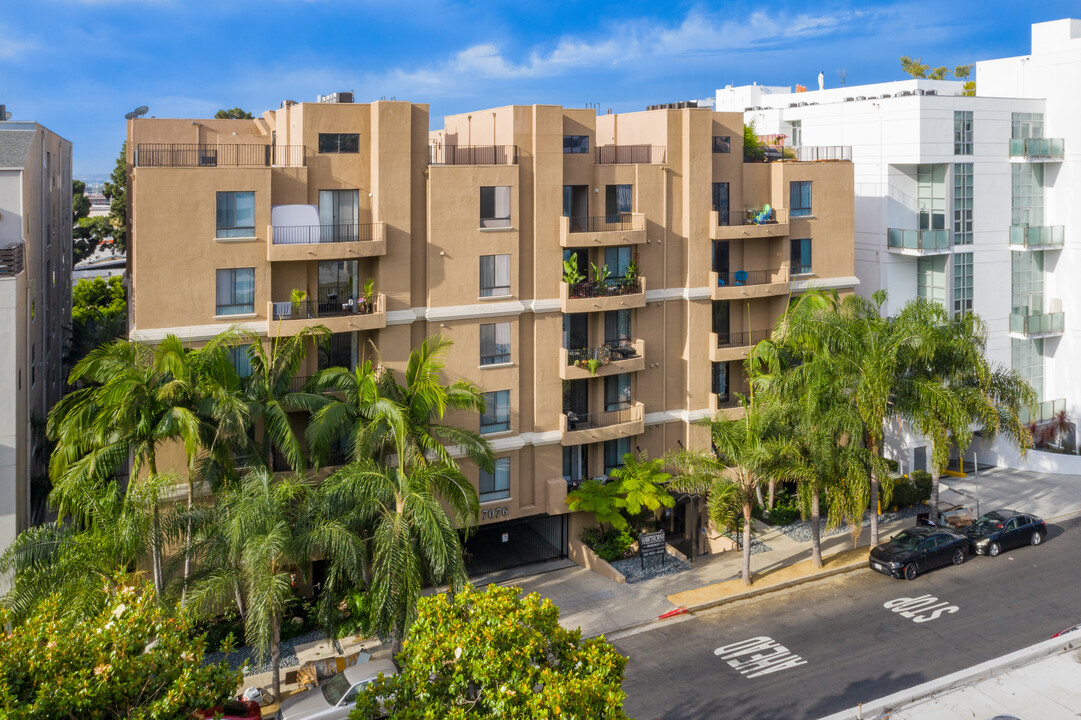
[869,526,969,580]
[964,510,1047,557]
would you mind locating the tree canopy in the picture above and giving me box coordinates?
[68,275,127,366]
[0,584,239,720]
[215,108,254,119]
[102,144,127,254]
[900,56,973,81]
[352,584,630,720]
[73,215,114,263]
[72,179,90,223]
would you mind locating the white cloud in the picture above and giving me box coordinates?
[362,5,895,97]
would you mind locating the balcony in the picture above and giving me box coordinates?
[711,208,789,241]
[267,222,386,261]
[560,214,646,247]
[1010,311,1064,338]
[560,402,645,446]
[428,144,518,165]
[710,329,772,363]
[886,228,951,256]
[560,338,645,380]
[561,277,646,313]
[1009,225,1064,251]
[709,393,745,420]
[794,145,852,162]
[268,294,386,338]
[710,267,789,301]
[1020,398,1065,424]
[595,145,666,164]
[1009,138,1064,161]
[0,242,24,276]
[133,143,305,168]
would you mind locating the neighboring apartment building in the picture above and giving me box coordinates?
[717,18,1081,473]
[0,116,73,570]
[126,99,854,572]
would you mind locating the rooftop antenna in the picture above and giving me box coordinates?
[124,105,149,120]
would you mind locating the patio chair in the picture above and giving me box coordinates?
[734,271,748,286]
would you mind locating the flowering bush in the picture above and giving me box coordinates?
[351,584,629,719]
[0,584,240,720]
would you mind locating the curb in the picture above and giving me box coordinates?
[683,560,869,615]
[816,632,1081,720]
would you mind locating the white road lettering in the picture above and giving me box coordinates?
[884,594,959,624]
[714,636,807,679]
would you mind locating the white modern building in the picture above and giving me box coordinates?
[0,113,72,572]
[717,19,1081,473]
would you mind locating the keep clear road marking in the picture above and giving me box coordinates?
[714,636,808,679]
[884,594,959,623]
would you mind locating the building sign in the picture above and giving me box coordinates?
[501,533,509,543]
[638,530,667,568]
[481,505,509,520]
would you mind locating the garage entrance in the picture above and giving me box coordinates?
[463,513,569,576]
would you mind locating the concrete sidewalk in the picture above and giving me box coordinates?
[510,466,1081,641]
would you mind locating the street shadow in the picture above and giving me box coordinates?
[802,668,927,719]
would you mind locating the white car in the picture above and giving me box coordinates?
[276,659,397,720]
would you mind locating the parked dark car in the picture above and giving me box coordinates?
[964,510,1047,556]
[869,526,969,580]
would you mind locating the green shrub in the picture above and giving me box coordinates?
[580,526,638,562]
[753,485,802,526]
[891,471,933,509]
[909,471,933,504]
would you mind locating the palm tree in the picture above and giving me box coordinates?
[665,449,740,568]
[565,479,628,537]
[186,468,365,701]
[608,451,673,532]
[327,455,478,657]
[305,359,393,467]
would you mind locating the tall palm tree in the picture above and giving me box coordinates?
[185,468,365,702]
[665,449,740,569]
[305,359,395,467]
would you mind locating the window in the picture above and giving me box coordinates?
[1012,164,1044,228]
[1011,251,1043,315]
[789,120,802,148]
[216,191,255,238]
[480,322,511,365]
[481,390,510,433]
[604,373,631,411]
[712,362,729,402]
[790,181,812,217]
[917,256,948,306]
[228,345,254,378]
[318,133,360,153]
[480,457,511,501]
[953,252,973,316]
[953,163,973,245]
[713,182,730,225]
[712,136,731,153]
[790,239,812,275]
[604,310,631,346]
[1012,338,1043,398]
[318,189,359,241]
[563,135,589,154]
[605,184,632,221]
[917,164,947,230]
[216,268,255,315]
[604,246,632,277]
[479,254,511,297]
[563,446,588,483]
[954,111,973,155]
[1011,112,1044,140]
[480,186,511,228]
[604,438,632,474]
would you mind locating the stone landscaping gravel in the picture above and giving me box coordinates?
[205,628,326,675]
[723,534,773,555]
[774,504,933,544]
[611,554,691,584]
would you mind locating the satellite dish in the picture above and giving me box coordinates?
[126,106,149,120]
[124,111,137,120]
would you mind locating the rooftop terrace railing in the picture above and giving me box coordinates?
[134,143,306,168]
[595,144,666,164]
[428,144,518,165]
[795,145,852,162]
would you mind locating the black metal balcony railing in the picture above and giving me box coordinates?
[596,145,666,164]
[715,329,772,348]
[567,215,644,233]
[563,405,639,431]
[0,243,24,276]
[567,277,642,299]
[134,143,306,168]
[428,144,518,165]
[271,223,382,245]
[715,209,730,226]
[566,340,638,365]
[714,269,784,287]
[271,298,378,321]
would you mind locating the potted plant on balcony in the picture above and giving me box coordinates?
[362,278,375,313]
[591,262,610,295]
[622,258,639,293]
[563,255,586,297]
[289,288,308,319]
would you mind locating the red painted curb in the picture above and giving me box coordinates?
[658,607,688,620]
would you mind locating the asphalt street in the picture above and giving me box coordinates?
[614,516,1081,720]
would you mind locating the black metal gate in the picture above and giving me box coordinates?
[463,514,569,576]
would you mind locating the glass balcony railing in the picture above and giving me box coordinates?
[1020,398,1065,424]
[1009,137,1064,159]
[1009,225,1064,249]
[887,228,951,252]
[1010,312,1064,336]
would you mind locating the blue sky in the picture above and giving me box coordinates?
[1,0,1077,177]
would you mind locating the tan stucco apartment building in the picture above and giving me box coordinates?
[0,118,73,575]
[126,98,855,572]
